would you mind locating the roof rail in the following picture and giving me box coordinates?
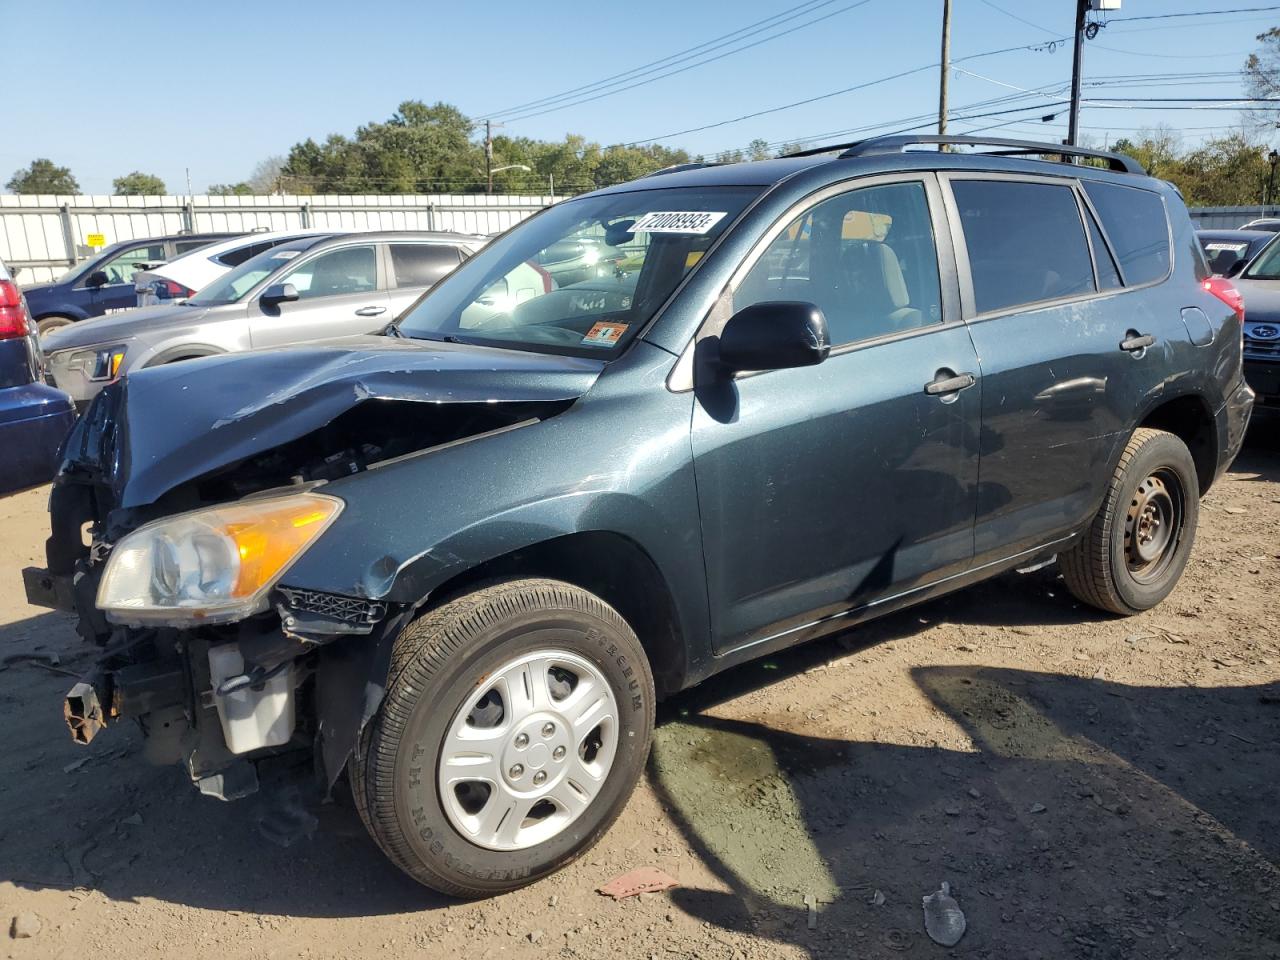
[845,135,1144,173]
[639,161,722,179]
[785,135,1145,175]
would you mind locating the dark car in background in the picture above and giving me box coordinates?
[1227,235,1280,405]
[1239,217,1280,233]
[0,258,75,495]
[1196,229,1276,277]
[21,233,239,334]
[25,135,1253,897]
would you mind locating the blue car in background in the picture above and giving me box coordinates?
[0,257,76,495]
[21,232,238,335]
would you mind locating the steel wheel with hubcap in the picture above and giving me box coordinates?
[1061,427,1199,615]
[439,649,618,852]
[351,578,653,898]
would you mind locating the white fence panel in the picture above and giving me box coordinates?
[0,193,554,284]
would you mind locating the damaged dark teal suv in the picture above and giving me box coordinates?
[24,136,1254,897]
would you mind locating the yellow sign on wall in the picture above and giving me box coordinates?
[86,233,106,248]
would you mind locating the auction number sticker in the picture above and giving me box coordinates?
[582,321,628,346]
[630,211,727,234]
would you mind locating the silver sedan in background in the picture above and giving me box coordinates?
[42,231,486,407]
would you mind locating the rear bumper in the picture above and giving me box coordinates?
[1244,357,1280,404]
[1213,376,1255,485]
[0,383,76,495]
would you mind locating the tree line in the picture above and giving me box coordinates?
[9,22,1280,201]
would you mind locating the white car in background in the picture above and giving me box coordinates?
[134,230,328,305]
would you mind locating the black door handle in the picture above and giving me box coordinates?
[924,372,977,396]
[1120,333,1155,353]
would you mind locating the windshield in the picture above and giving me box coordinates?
[396,186,759,357]
[188,239,319,305]
[1242,236,1280,280]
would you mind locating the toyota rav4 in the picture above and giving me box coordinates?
[24,135,1254,898]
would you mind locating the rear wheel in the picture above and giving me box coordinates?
[1060,428,1199,615]
[351,578,654,897]
[36,315,74,335]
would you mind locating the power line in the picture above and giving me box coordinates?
[495,0,878,124]
[975,0,1056,36]
[625,36,1071,146]
[1106,5,1280,24]
[480,0,840,119]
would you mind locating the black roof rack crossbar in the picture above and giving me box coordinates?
[836,135,1145,174]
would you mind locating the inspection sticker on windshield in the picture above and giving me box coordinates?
[630,211,727,234]
[582,321,628,346]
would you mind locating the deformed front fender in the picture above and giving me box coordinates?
[292,343,710,785]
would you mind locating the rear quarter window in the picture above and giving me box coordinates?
[1083,182,1171,285]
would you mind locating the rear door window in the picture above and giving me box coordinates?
[951,180,1095,315]
[390,243,461,287]
[1082,181,1170,285]
[1084,209,1122,290]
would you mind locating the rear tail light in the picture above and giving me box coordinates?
[159,279,195,300]
[0,279,32,340]
[1202,276,1245,323]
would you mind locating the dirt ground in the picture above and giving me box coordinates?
[2,417,1279,960]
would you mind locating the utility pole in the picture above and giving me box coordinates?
[485,120,493,194]
[938,0,951,136]
[1067,0,1089,146]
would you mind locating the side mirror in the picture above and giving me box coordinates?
[85,270,109,288]
[717,301,830,373]
[261,282,299,307]
[1226,257,1248,278]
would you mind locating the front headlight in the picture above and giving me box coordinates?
[67,345,128,381]
[97,493,343,626]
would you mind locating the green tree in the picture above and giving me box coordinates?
[281,101,480,193]
[1111,126,1182,179]
[6,158,79,194]
[279,101,689,195]
[1176,134,1269,206]
[208,182,254,196]
[112,171,166,195]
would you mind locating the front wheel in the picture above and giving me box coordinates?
[1060,428,1199,615]
[351,578,655,897]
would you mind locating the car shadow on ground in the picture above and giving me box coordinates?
[651,657,1280,958]
[2,420,1277,932]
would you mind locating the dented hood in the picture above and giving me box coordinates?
[67,335,604,508]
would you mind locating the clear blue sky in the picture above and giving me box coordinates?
[2,0,1274,193]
